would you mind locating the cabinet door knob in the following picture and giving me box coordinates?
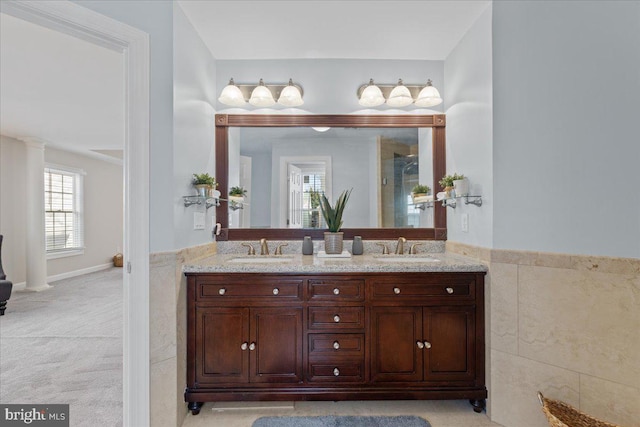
[393,287,401,295]
[333,287,340,295]
[417,341,425,349]
[333,341,340,350]
[333,315,341,323]
[272,288,280,295]
[240,342,248,351]
[424,341,432,349]
[218,288,226,295]
[446,287,454,294]
[249,342,256,351]
[333,368,340,376]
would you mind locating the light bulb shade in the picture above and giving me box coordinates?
[249,79,275,107]
[218,78,246,107]
[415,80,443,107]
[277,79,304,106]
[359,79,385,107]
[386,79,413,107]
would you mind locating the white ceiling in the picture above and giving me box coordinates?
[178,0,491,60]
[0,12,124,160]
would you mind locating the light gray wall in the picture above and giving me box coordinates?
[493,0,640,257]
[73,0,176,253]
[216,59,444,114]
[173,3,217,249]
[444,4,493,247]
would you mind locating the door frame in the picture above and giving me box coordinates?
[0,1,150,425]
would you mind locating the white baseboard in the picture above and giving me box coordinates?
[12,263,116,290]
[48,263,115,283]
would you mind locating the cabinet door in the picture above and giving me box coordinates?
[423,306,475,383]
[250,307,303,383]
[196,307,249,384]
[370,307,423,382]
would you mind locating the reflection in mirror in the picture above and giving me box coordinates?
[228,127,433,229]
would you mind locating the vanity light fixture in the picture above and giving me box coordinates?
[386,79,414,107]
[357,78,443,108]
[218,77,305,108]
[414,79,443,107]
[277,78,304,107]
[218,78,246,107]
[358,79,386,107]
[249,79,275,107]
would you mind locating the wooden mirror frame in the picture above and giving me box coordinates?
[215,114,447,241]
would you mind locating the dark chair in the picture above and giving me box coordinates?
[0,235,12,315]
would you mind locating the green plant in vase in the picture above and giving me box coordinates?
[318,189,352,254]
[192,173,217,197]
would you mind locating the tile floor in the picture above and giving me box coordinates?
[181,400,504,427]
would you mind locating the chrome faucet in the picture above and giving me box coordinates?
[260,238,269,255]
[394,237,407,255]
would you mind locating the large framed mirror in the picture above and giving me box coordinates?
[215,114,447,241]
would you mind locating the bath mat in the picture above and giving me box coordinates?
[252,415,431,427]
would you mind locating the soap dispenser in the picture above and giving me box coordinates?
[302,236,313,255]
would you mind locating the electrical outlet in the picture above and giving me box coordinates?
[193,212,205,230]
[461,213,469,233]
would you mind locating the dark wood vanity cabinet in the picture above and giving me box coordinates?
[185,272,486,415]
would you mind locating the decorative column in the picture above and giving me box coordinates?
[23,138,51,292]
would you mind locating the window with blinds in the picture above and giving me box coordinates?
[302,170,326,228]
[44,166,84,253]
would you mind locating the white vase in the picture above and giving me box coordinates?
[453,178,469,196]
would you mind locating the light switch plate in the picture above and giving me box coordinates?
[193,212,205,230]
[461,213,469,233]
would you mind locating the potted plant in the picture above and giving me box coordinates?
[229,186,247,202]
[439,173,464,197]
[411,184,431,201]
[192,173,217,197]
[318,189,352,254]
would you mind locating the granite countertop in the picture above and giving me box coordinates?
[183,252,487,274]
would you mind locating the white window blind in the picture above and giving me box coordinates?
[44,166,84,253]
[302,170,326,229]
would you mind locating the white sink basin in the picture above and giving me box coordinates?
[374,256,440,263]
[228,256,294,264]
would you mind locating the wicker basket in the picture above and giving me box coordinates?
[113,253,124,268]
[538,392,622,427]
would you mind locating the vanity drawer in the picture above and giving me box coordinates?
[371,279,474,301]
[198,280,302,301]
[308,307,365,329]
[307,361,364,382]
[309,279,364,301]
[308,334,364,357]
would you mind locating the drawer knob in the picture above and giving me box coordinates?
[393,287,401,295]
[446,287,454,294]
[333,315,341,323]
[333,341,340,350]
[273,288,280,295]
[240,342,248,351]
[417,341,424,349]
[333,368,340,376]
[333,287,340,295]
[249,342,256,351]
[218,288,226,295]
[424,341,432,349]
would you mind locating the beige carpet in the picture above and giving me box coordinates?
[0,267,123,427]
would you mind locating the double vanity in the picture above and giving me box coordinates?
[183,246,487,415]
